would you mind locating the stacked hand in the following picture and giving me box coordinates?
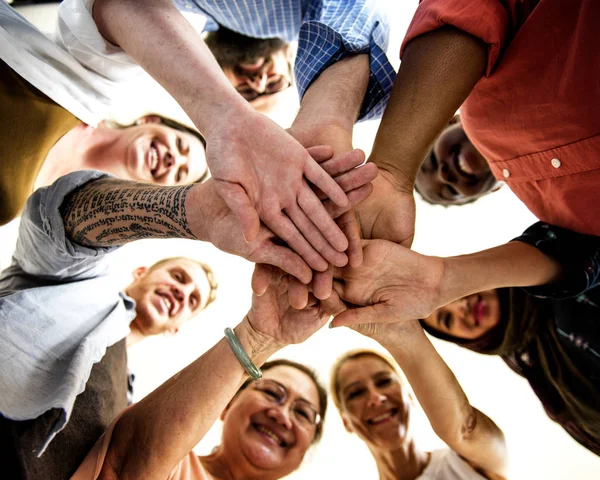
[324,240,445,334]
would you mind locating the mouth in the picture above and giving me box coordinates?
[366,408,399,426]
[147,142,160,177]
[452,146,477,181]
[472,296,487,326]
[253,423,287,448]
[156,291,175,317]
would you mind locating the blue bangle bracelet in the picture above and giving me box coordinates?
[224,327,262,380]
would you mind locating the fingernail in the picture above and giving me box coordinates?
[328,322,335,329]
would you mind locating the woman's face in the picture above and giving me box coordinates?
[415,118,500,205]
[336,355,411,450]
[108,119,208,185]
[423,290,501,339]
[220,366,320,478]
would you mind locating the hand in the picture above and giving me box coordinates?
[243,271,331,350]
[195,146,375,285]
[328,239,445,327]
[206,107,352,272]
[355,169,416,247]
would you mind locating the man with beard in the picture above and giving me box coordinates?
[204,27,294,114]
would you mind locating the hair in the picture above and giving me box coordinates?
[330,349,407,411]
[236,359,328,442]
[111,114,209,183]
[149,256,218,309]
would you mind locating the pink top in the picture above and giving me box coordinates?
[401,0,600,236]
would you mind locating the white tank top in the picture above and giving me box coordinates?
[417,449,488,480]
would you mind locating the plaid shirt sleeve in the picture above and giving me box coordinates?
[297,0,395,121]
[512,222,600,299]
[172,0,395,121]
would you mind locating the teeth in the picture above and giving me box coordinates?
[256,426,283,446]
[163,296,172,313]
[458,154,474,175]
[150,145,159,171]
[370,412,394,424]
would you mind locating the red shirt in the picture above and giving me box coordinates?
[401,0,600,236]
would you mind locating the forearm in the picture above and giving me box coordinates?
[292,54,370,144]
[370,27,486,186]
[92,0,249,138]
[61,177,207,247]
[440,240,563,305]
[101,321,279,480]
[377,322,507,476]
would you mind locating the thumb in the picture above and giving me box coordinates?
[330,304,388,328]
[214,180,260,242]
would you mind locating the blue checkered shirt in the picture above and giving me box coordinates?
[173,0,395,120]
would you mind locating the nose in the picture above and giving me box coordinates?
[164,150,186,169]
[246,72,268,93]
[436,157,457,184]
[366,388,387,408]
[266,405,293,430]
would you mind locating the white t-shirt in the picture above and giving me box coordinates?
[417,449,488,480]
[0,0,140,126]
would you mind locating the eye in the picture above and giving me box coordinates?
[261,387,283,402]
[429,150,438,170]
[376,377,392,388]
[346,388,365,400]
[190,294,199,310]
[266,76,286,93]
[443,312,453,330]
[294,406,313,423]
[175,167,188,184]
[173,270,184,282]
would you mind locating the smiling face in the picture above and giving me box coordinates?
[125,258,214,336]
[415,116,500,205]
[336,355,412,450]
[94,116,208,186]
[220,366,320,478]
[423,290,501,340]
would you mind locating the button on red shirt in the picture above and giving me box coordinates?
[401,0,600,236]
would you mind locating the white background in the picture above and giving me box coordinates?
[3,2,599,478]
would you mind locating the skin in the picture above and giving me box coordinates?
[203,366,320,479]
[93,0,352,264]
[124,258,213,341]
[96,275,332,480]
[415,117,500,205]
[337,356,412,451]
[37,115,208,189]
[222,46,294,114]
[422,290,501,340]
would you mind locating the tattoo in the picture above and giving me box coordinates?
[61,179,197,247]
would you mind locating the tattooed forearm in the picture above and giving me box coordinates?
[60,179,199,247]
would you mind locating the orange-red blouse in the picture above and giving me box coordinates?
[402,0,600,236]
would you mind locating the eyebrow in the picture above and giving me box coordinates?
[268,379,316,408]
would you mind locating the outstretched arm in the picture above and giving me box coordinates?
[92,0,351,267]
[360,320,508,479]
[329,239,561,327]
[96,276,330,480]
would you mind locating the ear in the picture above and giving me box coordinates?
[341,414,354,434]
[136,114,163,125]
[220,399,234,421]
[284,42,295,62]
[131,266,147,280]
[448,113,461,126]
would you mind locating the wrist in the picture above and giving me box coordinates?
[234,318,281,367]
[376,319,424,350]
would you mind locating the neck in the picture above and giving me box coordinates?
[369,438,430,480]
[126,322,146,348]
[35,122,95,189]
[201,447,280,480]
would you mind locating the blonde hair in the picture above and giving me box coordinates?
[330,349,408,410]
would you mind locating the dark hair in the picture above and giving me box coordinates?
[237,359,327,442]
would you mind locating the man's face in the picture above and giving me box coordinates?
[205,28,293,113]
[222,49,293,112]
[415,117,501,205]
[126,258,213,336]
